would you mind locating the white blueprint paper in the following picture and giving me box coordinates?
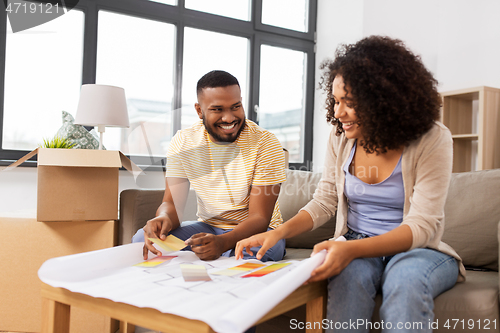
[38,242,331,333]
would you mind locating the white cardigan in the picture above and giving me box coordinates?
[301,122,465,281]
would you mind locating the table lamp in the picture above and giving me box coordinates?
[75,84,130,150]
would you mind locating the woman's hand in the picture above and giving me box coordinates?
[234,229,282,260]
[307,240,355,283]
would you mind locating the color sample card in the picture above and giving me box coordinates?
[180,264,212,282]
[149,235,187,252]
[232,263,266,271]
[212,262,266,276]
[241,263,292,278]
[134,256,177,268]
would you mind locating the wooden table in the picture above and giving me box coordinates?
[41,279,327,333]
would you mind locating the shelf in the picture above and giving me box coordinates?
[440,86,500,172]
[452,134,479,140]
[452,139,478,173]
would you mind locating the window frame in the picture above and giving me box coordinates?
[0,0,317,170]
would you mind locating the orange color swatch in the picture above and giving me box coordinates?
[241,263,291,278]
[212,262,266,276]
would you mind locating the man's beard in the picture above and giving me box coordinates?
[203,116,246,143]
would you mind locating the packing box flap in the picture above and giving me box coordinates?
[38,148,121,167]
[5,148,141,173]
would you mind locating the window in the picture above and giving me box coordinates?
[262,0,309,32]
[259,45,307,163]
[182,28,249,128]
[96,11,175,156]
[185,0,251,21]
[0,0,317,170]
[2,8,84,151]
[149,0,176,5]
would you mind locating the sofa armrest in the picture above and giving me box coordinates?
[118,189,164,245]
[118,188,199,245]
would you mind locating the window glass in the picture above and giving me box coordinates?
[262,0,308,32]
[185,0,250,21]
[96,11,175,157]
[2,9,84,150]
[149,0,176,5]
[182,27,249,129]
[259,44,306,163]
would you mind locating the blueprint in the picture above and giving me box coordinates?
[38,242,327,333]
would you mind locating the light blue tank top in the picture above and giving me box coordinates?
[344,142,405,237]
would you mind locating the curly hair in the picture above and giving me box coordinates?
[319,36,441,153]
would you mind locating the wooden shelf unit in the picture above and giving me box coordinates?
[440,86,500,172]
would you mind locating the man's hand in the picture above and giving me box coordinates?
[234,229,281,260]
[186,233,226,260]
[142,214,174,260]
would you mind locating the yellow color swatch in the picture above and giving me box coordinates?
[149,235,187,252]
[134,255,176,267]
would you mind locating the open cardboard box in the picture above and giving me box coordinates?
[6,148,141,222]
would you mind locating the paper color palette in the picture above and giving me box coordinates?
[232,263,265,271]
[212,262,266,276]
[180,264,212,282]
[134,256,176,268]
[241,263,291,278]
[149,235,187,252]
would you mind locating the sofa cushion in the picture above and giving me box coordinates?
[279,170,336,249]
[442,169,500,271]
[283,247,313,260]
[370,271,499,333]
[433,271,499,332]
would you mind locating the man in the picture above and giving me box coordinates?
[133,70,286,261]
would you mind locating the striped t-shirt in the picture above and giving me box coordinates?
[166,119,287,230]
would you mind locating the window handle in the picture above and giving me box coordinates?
[254,104,260,122]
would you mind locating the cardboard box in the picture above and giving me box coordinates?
[6,148,140,222]
[0,213,117,333]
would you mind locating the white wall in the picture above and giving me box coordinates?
[312,0,500,172]
[312,0,364,172]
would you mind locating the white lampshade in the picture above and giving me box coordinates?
[75,84,130,149]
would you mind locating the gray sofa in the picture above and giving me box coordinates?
[119,168,500,332]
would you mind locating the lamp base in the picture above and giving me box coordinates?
[97,124,105,150]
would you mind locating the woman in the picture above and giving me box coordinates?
[235,36,464,332]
